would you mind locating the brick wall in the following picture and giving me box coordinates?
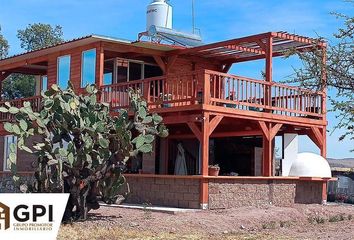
[208,178,324,209]
[125,175,200,209]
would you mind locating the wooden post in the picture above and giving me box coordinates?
[265,36,273,111]
[202,70,210,105]
[200,112,210,209]
[322,180,328,204]
[320,127,327,158]
[262,122,272,177]
[265,36,273,83]
[321,46,327,158]
[96,44,104,87]
[201,112,210,176]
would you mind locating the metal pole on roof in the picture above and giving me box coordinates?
[192,0,195,34]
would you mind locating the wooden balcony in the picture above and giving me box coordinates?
[0,70,325,123]
[0,96,42,122]
[100,70,325,121]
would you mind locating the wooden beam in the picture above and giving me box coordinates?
[153,55,167,74]
[0,72,11,81]
[187,121,202,142]
[166,55,178,73]
[168,130,262,139]
[258,121,269,140]
[209,116,223,136]
[222,63,232,73]
[203,105,326,128]
[203,45,265,58]
[163,114,200,125]
[102,42,166,57]
[6,68,47,76]
[270,123,283,140]
[256,40,267,51]
[309,126,324,147]
[168,32,272,56]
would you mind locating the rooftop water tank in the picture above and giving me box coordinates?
[146,0,173,31]
[288,152,332,178]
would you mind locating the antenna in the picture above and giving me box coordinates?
[192,0,195,34]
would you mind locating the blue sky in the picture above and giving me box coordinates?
[0,0,353,158]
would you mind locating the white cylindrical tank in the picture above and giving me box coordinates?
[146,0,173,31]
[288,152,332,178]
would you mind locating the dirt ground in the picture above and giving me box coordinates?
[58,203,354,240]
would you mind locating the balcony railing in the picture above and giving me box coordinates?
[100,72,199,110]
[0,96,42,122]
[0,70,325,123]
[207,70,324,118]
[100,70,325,119]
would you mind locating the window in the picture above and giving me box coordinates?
[116,59,129,83]
[57,55,71,89]
[42,76,48,93]
[129,62,143,81]
[81,49,96,87]
[3,135,17,171]
[102,58,163,85]
[103,59,114,85]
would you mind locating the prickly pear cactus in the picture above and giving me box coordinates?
[0,83,168,222]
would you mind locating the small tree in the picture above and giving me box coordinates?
[17,23,64,51]
[0,25,9,59]
[286,3,354,143]
[2,23,65,99]
[0,84,168,222]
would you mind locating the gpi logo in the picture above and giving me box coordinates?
[0,202,10,230]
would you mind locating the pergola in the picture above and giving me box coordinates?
[169,31,326,77]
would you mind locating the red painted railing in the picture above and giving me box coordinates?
[0,96,42,122]
[0,70,324,122]
[100,72,200,110]
[206,70,324,118]
[100,70,324,119]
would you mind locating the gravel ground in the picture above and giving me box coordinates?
[58,203,354,240]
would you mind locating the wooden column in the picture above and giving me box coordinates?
[321,46,327,158]
[321,127,327,158]
[321,180,328,204]
[201,112,210,176]
[200,112,210,209]
[264,35,273,111]
[187,113,223,209]
[265,36,273,83]
[96,43,105,87]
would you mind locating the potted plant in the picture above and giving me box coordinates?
[208,164,220,176]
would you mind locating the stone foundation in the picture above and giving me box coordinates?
[208,178,324,209]
[125,175,200,209]
[0,173,34,193]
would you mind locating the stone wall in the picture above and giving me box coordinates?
[208,178,324,209]
[125,175,200,209]
[0,135,41,172]
[0,173,34,193]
